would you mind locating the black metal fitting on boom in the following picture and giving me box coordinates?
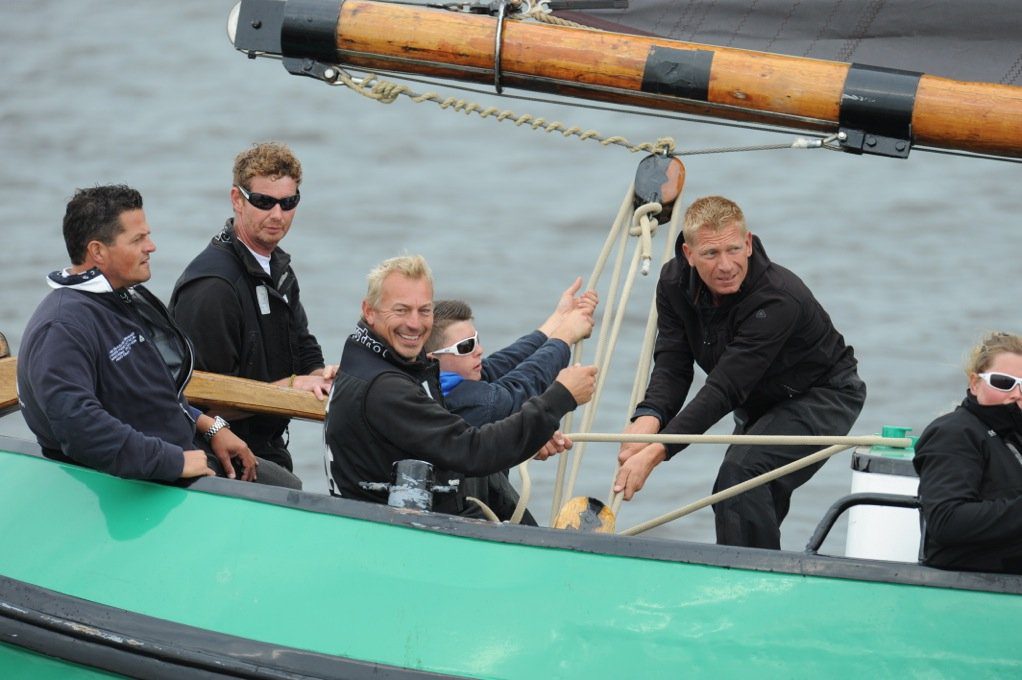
[838,64,922,159]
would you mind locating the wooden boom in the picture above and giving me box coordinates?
[0,356,325,423]
[232,0,1022,158]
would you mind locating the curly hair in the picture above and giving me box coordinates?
[232,141,302,189]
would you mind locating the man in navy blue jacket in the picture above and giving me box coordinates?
[424,279,597,521]
[18,185,295,486]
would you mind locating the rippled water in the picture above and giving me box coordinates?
[1,0,1018,550]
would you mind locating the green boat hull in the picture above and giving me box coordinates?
[1,437,1019,678]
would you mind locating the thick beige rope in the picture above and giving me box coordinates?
[572,433,913,447]
[326,68,680,155]
[549,181,682,521]
[618,445,852,536]
[465,496,501,523]
[606,210,681,505]
[547,183,635,522]
[509,459,532,525]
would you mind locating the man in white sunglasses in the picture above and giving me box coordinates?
[424,278,598,522]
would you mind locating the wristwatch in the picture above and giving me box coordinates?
[203,415,230,443]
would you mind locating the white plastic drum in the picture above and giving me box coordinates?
[845,449,920,562]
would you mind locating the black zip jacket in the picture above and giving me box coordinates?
[18,273,196,481]
[913,393,1022,574]
[324,323,577,515]
[170,220,325,458]
[635,234,857,457]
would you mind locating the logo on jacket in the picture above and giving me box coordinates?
[755,309,767,319]
[108,333,140,362]
[351,326,389,358]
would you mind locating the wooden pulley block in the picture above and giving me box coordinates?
[553,496,616,533]
[633,154,686,224]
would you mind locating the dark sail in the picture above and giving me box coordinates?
[560,0,1022,84]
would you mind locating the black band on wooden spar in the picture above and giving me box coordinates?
[234,0,286,55]
[640,46,713,101]
[281,0,342,63]
[839,63,922,158]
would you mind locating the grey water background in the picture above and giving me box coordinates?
[1,1,1017,552]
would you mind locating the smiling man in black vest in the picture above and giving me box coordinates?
[323,254,598,518]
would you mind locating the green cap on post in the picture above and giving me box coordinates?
[871,425,917,459]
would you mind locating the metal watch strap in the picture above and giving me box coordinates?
[203,415,230,443]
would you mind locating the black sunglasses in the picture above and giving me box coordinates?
[236,185,301,211]
[432,333,479,356]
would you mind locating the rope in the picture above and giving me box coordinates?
[548,176,683,521]
[619,445,851,536]
[465,496,501,523]
[329,68,676,153]
[606,208,681,505]
[570,433,914,447]
[509,458,532,525]
[326,67,819,158]
[547,184,635,522]
[628,203,662,276]
[522,2,590,28]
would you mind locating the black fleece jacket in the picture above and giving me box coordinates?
[634,234,857,457]
[913,393,1022,574]
[170,220,325,455]
[324,323,577,515]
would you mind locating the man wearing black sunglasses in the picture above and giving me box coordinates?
[171,142,337,475]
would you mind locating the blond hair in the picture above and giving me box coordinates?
[965,331,1022,375]
[232,142,302,188]
[682,195,748,245]
[365,255,434,309]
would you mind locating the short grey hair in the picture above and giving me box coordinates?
[365,254,434,309]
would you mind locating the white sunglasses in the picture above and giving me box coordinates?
[432,333,479,356]
[978,372,1022,392]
